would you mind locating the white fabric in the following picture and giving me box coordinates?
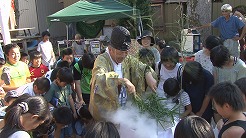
[157,63,182,92]
[0,0,11,44]
[16,82,36,96]
[194,50,213,74]
[106,49,123,78]
[223,39,240,57]
[44,69,53,83]
[9,131,30,138]
[179,91,191,114]
[37,41,54,67]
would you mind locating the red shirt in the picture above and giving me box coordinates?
[29,64,49,80]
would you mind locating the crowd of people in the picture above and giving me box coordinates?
[0,3,245,138]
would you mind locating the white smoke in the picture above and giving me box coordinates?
[110,103,158,138]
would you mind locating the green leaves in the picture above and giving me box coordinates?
[132,93,180,129]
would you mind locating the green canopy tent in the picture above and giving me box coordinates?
[47,0,141,40]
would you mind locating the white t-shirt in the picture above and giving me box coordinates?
[157,63,182,91]
[37,41,54,67]
[194,50,213,74]
[9,131,30,138]
[16,82,36,96]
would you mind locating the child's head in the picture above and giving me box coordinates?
[78,106,93,124]
[61,48,74,65]
[139,48,155,69]
[82,53,95,69]
[56,67,73,87]
[163,78,180,97]
[20,52,29,64]
[182,61,204,84]
[29,51,42,68]
[4,90,18,106]
[33,77,50,95]
[160,46,179,70]
[210,45,230,68]
[157,40,166,53]
[3,96,51,131]
[208,82,245,118]
[174,116,215,138]
[53,106,73,126]
[4,43,20,64]
[235,77,246,100]
[41,31,50,42]
[204,35,223,51]
[85,121,120,138]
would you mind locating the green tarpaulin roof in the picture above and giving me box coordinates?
[47,0,139,23]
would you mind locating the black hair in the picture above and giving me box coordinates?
[174,116,215,138]
[56,60,70,68]
[56,67,74,84]
[5,94,32,113]
[4,43,20,57]
[78,106,93,124]
[164,78,180,97]
[204,35,223,51]
[82,53,95,69]
[53,106,73,125]
[29,51,42,62]
[157,41,166,50]
[210,45,230,68]
[85,121,120,138]
[182,61,204,84]
[235,77,246,97]
[41,31,50,38]
[0,58,6,65]
[33,77,51,93]
[20,52,28,59]
[61,48,73,58]
[241,49,246,62]
[160,46,179,64]
[139,48,155,69]
[1,96,51,137]
[50,67,61,82]
[208,82,245,111]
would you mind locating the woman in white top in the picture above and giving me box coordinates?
[0,96,51,138]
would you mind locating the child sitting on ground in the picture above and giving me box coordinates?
[208,82,246,138]
[29,51,49,81]
[163,78,192,119]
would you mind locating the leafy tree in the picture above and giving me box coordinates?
[118,0,152,38]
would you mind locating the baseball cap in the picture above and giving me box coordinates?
[110,26,131,51]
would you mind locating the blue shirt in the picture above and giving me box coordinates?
[211,16,245,40]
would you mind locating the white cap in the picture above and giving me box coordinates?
[221,4,232,11]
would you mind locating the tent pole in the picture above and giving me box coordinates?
[66,24,69,47]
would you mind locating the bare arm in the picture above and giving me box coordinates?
[74,80,84,103]
[239,25,246,40]
[181,104,192,119]
[196,95,210,116]
[145,72,157,92]
[69,95,77,119]
[195,23,212,30]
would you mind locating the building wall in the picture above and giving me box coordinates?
[212,0,246,36]
[18,0,39,35]
[36,0,66,37]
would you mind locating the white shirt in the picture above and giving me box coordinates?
[9,131,30,138]
[157,63,182,91]
[37,40,54,67]
[194,50,213,74]
[16,82,36,96]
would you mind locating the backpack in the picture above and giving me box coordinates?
[157,62,183,82]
